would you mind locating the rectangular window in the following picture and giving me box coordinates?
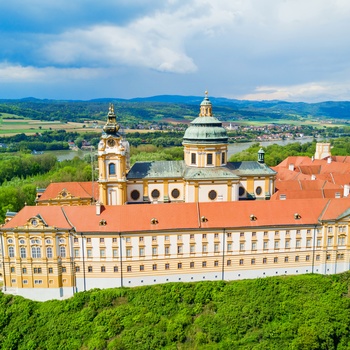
[251,242,257,250]
[338,237,346,246]
[10,267,15,273]
[202,233,207,239]
[263,258,267,264]
[190,262,195,268]
[207,153,213,165]
[74,237,79,243]
[239,259,244,265]
[214,260,219,267]
[240,243,245,251]
[165,246,170,255]
[20,247,26,259]
[87,249,92,258]
[306,239,311,247]
[152,247,158,256]
[190,245,195,253]
[264,231,268,236]
[286,230,290,235]
[101,266,106,272]
[165,236,169,241]
[295,256,299,262]
[221,152,226,164]
[190,234,194,239]
[126,248,132,257]
[326,254,331,260]
[75,266,80,272]
[139,248,145,257]
[327,237,333,246]
[177,235,182,241]
[165,263,170,270]
[227,243,232,252]
[100,249,106,258]
[112,237,118,243]
[227,260,231,266]
[113,249,118,258]
[126,237,131,243]
[152,264,157,271]
[114,266,118,273]
[139,265,144,271]
[316,255,320,261]
[273,257,278,263]
[202,261,207,267]
[34,267,42,274]
[263,241,268,250]
[227,232,232,238]
[328,226,333,234]
[34,280,43,285]
[240,232,245,237]
[307,229,311,235]
[214,233,219,239]
[22,267,27,274]
[86,238,91,243]
[178,263,182,269]
[152,236,157,241]
[88,266,93,273]
[214,244,219,253]
[99,238,104,243]
[177,245,183,254]
[202,244,207,253]
[274,241,279,249]
[296,240,301,248]
[62,267,66,273]
[306,255,310,261]
[252,232,256,237]
[251,258,255,265]
[127,266,132,272]
[191,153,196,165]
[139,236,144,242]
[275,231,279,236]
[285,240,290,249]
[284,256,289,263]
[317,238,322,247]
[48,267,53,274]
[74,249,80,258]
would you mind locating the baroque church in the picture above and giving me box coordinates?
[1,94,350,301]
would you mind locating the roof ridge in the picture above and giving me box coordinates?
[61,207,75,230]
[318,199,331,221]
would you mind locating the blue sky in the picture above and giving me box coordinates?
[1,0,350,102]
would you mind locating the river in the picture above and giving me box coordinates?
[45,137,315,161]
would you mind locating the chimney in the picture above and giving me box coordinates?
[289,164,294,171]
[311,174,316,180]
[344,184,350,197]
[96,201,101,215]
[327,157,332,164]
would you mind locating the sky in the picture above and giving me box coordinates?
[1,0,350,102]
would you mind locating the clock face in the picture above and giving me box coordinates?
[108,139,116,147]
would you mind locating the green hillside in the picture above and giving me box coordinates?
[1,273,350,349]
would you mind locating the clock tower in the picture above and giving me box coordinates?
[97,104,130,205]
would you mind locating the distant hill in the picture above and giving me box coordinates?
[1,273,350,349]
[0,95,350,123]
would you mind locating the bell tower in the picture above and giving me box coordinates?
[97,104,130,205]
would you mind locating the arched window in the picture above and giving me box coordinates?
[8,246,15,258]
[60,246,66,258]
[20,247,26,259]
[109,163,116,175]
[31,247,41,259]
[47,247,53,259]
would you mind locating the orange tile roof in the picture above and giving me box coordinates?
[38,182,98,201]
[2,206,72,230]
[4,198,350,233]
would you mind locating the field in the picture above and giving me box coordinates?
[0,113,103,136]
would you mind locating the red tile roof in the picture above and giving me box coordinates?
[38,182,99,201]
[3,199,350,233]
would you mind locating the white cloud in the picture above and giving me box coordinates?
[0,63,104,83]
[236,82,350,102]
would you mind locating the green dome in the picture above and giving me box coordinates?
[183,116,228,145]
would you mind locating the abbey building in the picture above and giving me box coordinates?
[1,94,350,301]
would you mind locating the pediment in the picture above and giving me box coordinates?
[55,188,74,200]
